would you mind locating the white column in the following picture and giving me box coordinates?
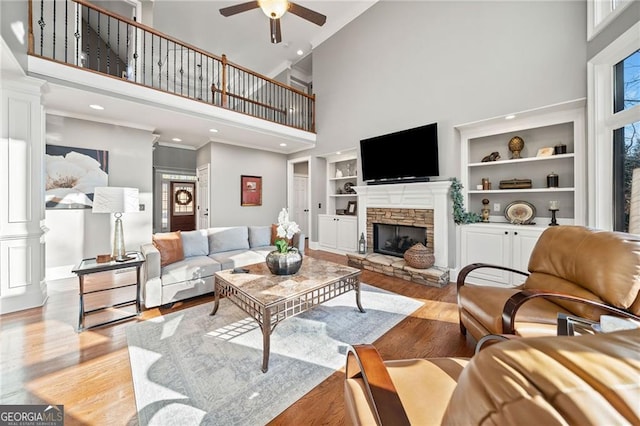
[0,67,48,313]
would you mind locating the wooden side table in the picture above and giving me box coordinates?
[72,252,145,332]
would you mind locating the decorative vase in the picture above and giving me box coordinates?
[403,243,435,269]
[265,248,303,275]
[508,136,525,159]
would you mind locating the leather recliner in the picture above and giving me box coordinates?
[344,329,640,425]
[457,225,640,342]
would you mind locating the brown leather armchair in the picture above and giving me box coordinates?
[344,329,640,425]
[457,225,640,342]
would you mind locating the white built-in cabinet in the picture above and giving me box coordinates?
[318,215,358,253]
[0,77,47,314]
[455,99,586,286]
[459,224,542,286]
[318,150,358,253]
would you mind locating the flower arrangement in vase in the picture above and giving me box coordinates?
[266,208,303,275]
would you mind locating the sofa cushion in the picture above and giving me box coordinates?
[249,226,271,248]
[208,227,250,254]
[161,255,221,286]
[153,231,184,267]
[459,284,571,335]
[181,229,209,257]
[209,249,268,270]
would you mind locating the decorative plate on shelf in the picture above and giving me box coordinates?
[504,201,536,224]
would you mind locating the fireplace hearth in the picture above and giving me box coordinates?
[374,223,426,257]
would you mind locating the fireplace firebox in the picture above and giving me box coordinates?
[373,223,426,257]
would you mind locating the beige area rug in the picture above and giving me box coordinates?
[126,284,423,425]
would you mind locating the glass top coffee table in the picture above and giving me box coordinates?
[210,257,364,372]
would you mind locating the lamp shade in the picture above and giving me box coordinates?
[92,187,139,213]
[629,169,640,234]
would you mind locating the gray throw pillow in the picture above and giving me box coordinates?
[208,227,250,254]
[249,226,272,248]
[181,229,209,257]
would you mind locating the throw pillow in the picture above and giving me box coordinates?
[270,223,292,246]
[208,227,250,254]
[152,231,184,267]
[249,226,271,248]
[181,229,209,257]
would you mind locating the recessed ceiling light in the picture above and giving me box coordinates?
[336,151,341,155]
[296,49,303,56]
[89,104,104,110]
[280,143,287,147]
[172,137,182,142]
[505,114,516,120]
[209,128,219,133]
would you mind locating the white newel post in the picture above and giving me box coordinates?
[353,181,453,269]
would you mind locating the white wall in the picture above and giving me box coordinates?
[45,115,154,279]
[296,0,587,242]
[207,142,288,226]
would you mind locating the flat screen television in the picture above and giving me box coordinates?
[360,122,439,184]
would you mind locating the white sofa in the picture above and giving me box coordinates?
[140,225,305,308]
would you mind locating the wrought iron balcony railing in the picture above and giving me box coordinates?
[28,0,315,133]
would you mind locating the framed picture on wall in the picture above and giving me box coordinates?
[241,175,262,206]
[45,144,109,209]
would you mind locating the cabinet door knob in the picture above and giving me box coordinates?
[514,231,518,236]
[504,231,508,235]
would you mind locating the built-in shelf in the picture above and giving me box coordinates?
[468,153,575,168]
[469,188,575,194]
[453,99,586,286]
[318,151,359,253]
[329,175,358,181]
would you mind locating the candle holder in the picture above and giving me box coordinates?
[549,208,559,226]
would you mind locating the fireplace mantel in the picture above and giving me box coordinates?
[353,181,453,268]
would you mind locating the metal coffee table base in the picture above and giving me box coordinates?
[210,272,364,373]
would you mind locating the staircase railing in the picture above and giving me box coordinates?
[27,0,315,133]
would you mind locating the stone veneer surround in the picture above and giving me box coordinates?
[367,208,434,257]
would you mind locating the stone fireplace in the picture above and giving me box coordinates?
[369,211,432,257]
[346,181,452,288]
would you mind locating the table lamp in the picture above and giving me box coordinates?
[92,187,139,261]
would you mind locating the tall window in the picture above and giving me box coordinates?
[587,0,633,40]
[612,51,640,231]
[588,22,639,231]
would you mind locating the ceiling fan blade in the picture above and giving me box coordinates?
[270,18,282,44]
[287,2,326,26]
[219,1,260,17]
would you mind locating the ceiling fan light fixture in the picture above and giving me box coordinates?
[258,0,288,19]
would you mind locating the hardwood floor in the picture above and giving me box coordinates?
[0,250,475,425]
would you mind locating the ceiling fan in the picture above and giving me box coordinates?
[219,0,327,44]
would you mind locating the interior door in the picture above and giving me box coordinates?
[292,175,309,236]
[196,164,210,229]
[170,182,196,232]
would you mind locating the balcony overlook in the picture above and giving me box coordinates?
[25,0,321,153]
